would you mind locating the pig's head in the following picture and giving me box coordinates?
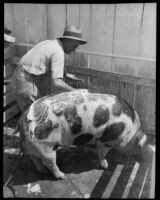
[117,128,155,163]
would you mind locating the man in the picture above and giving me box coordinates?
[11,25,87,112]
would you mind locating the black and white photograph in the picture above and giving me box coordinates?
[3,3,156,198]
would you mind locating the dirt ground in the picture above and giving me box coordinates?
[3,114,154,198]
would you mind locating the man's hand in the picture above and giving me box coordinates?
[65,73,85,88]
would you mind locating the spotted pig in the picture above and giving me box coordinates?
[18,89,148,179]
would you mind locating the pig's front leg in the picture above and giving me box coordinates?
[96,140,111,169]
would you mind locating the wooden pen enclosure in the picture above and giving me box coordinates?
[4,3,156,135]
[4,3,156,198]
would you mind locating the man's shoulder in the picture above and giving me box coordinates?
[38,39,63,52]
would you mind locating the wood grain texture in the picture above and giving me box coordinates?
[3,103,21,123]
[134,85,155,133]
[90,4,115,72]
[46,4,66,40]
[4,3,13,31]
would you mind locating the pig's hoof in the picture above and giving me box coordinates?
[100,159,108,169]
[55,171,66,180]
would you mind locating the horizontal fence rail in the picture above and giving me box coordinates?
[16,43,156,62]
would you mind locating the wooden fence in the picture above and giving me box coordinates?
[4,3,156,134]
[4,44,21,123]
[4,3,156,78]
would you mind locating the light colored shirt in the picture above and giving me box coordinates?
[19,39,64,79]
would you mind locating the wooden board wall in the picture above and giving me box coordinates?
[4,3,156,79]
[4,45,21,123]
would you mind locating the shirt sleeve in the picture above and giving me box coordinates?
[50,50,64,80]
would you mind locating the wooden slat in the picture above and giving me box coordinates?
[66,66,156,87]
[10,4,27,43]
[134,85,155,133]
[46,4,66,39]
[102,164,124,198]
[138,3,156,79]
[139,3,156,60]
[4,91,15,107]
[119,82,135,106]
[3,103,21,123]
[111,4,144,76]
[4,83,12,95]
[24,4,47,44]
[67,4,80,26]
[122,162,140,198]
[90,4,115,72]
[4,45,16,60]
[79,4,91,53]
[4,3,14,31]
[4,64,15,80]
[149,151,155,198]
[66,4,81,68]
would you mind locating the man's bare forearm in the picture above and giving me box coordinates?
[50,78,75,94]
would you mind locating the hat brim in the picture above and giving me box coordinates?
[4,34,16,43]
[58,36,87,45]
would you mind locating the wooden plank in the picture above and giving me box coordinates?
[78,4,91,68]
[66,4,80,26]
[66,66,156,87]
[139,3,156,60]
[4,83,13,95]
[66,4,81,68]
[119,82,135,106]
[46,4,66,39]
[149,151,155,198]
[79,4,91,52]
[88,77,104,93]
[24,4,47,44]
[16,45,29,58]
[90,4,115,72]
[4,45,16,60]
[138,3,156,78]
[4,3,14,31]
[102,164,124,198]
[4,63,16,80]
[138,60,156,79]
[11,3,47,45]
[10,4,28,43]
[3,103,21,123]
[4,91,15,107]
[134,85,155,133]
[122,162,140,198]
[112,3,144,76]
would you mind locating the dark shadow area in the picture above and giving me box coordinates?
[3,147,101,186]
[3,145,140,187]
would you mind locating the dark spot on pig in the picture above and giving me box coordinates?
[93,105,109,127]
[112,102,122,116]
[83,105,87,111]
[73,134,93,145]
[34,100,49,124]
[100,122,125,143]
[112,97,135,122]
[64,105,82,134]
[34,120,58,140]
[74,95,84,105]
